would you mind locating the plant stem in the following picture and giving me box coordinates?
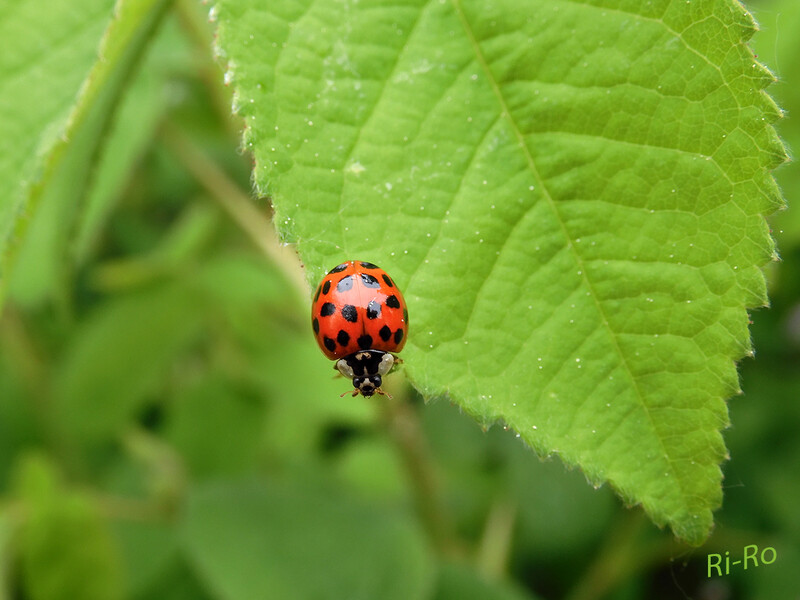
[161,123,309,300]
[476,495,516,579]
[0,309,81,474]
[379,391,461,557]
[174,0,241,140]
[94,494,168,523]
[564,510,704,600]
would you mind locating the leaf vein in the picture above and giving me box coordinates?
[450,0,693,506]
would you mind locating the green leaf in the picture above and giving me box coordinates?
[74,14,194,265]
[52,283,205,442]
[165,374,265,478]
[0,508,17,600]
[131,557,217,600]
[1,0,170,306]
[0,0,112,273]
[214,0,786,544]
[13,454,123,600]
[113,520,179,599]
[183,479,434,600]
[434,562,540,600]
[0,362,41,485]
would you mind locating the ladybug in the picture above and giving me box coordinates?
[312,260,408,397]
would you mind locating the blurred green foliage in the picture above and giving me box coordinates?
[0,1,797,599]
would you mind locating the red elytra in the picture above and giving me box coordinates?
[311,260,408,397]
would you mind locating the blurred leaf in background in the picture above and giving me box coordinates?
[0,0,113,279]
[14,455,123,600]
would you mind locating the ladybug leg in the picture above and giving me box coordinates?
[338,387,393,399]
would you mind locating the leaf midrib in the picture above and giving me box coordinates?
[449,0,691,506]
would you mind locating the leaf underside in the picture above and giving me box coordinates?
[214,0,786,544]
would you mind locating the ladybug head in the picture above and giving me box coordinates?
[335,351,395,398]
[352,374,383,397]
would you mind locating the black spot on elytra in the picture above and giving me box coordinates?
[358,335,373,349]
[385,295,400,309]
[403,307,409,323]
[312,318,320,334]
[394,328,404,344]
[313,286,322,302]
[322,280,331,295]
[379,325,392,341]
[320,302,336,317]
[337,330,350,346]
[341,305,358,322]
[360,273,380,288]
[381,274,394,288]
[359,261,378,269]
[330,263,348,273]
[324,337,336,352]
[337,275,354,292]
[366,300,381,319]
